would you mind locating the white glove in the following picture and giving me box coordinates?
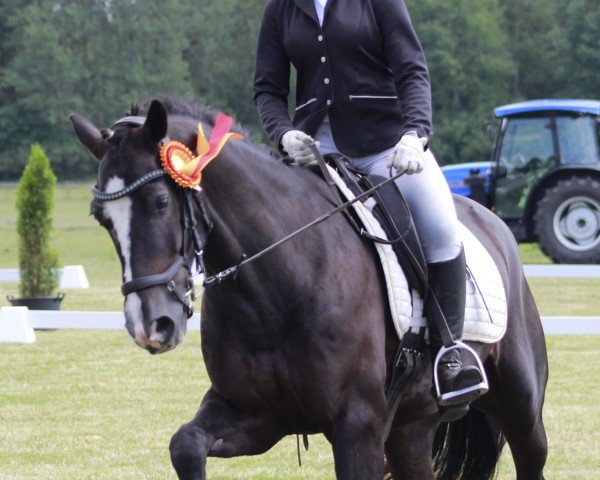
[281,130,319,166]
[387,131,428,175]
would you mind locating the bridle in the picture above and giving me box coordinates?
[91,116,211,317]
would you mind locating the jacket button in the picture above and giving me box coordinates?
[324,78,330,84]
[321,56,326,63]
[318,35,323,42]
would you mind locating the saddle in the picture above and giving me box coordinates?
[323,154,428,295]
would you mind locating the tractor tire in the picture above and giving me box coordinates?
[534,176,600,264]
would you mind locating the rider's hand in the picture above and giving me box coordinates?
[281,130,319,166]
[387,131,428,175]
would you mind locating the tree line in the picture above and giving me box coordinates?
[0,0,598,180]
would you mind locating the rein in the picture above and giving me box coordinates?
[93,116,406,317]
[202,167,407,287]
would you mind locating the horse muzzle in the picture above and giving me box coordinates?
[124,293,188,354]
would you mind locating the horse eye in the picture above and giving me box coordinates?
[155,194,169,211]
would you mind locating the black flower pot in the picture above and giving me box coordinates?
[7,293,65,310]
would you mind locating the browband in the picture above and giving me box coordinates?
[91,170,167,201]
[111,116,147,127]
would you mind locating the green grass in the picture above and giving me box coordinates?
[0,332,598,479]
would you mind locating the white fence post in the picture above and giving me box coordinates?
[0,307,36,343]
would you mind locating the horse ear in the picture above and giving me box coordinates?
[69,114,106,160]
[142,100,168,146]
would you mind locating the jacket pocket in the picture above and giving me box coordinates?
[295,97,317,111]
[348,94,398,101]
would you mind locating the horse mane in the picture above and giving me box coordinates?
[127,95,278,162]
[127,95,247,137]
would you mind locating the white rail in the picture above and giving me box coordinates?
[522,264,600,278]
[26,310,201,331]
[1,308,597,335]
[0,265,89,288]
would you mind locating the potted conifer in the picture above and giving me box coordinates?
[7,144,64,310]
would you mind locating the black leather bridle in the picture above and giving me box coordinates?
[91,117,211,317]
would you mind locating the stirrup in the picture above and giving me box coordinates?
[433,341,489,406]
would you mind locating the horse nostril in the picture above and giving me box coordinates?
[154,316,175,344]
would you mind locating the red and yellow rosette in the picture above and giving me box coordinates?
[160,113,243,188]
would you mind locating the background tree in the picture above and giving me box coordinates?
[0,0,597,179]
[0,0,193,179]
[16,144,59,297]
[500,0,558,99]
[183,0,265,137]
[408,0,514,164]
[550,0,600,98]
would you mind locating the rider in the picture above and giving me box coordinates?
[253,0,485,417]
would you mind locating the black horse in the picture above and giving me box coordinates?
[70,99,548,480]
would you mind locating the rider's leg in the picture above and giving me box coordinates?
[355,149,486,415]
[313,124,486,413]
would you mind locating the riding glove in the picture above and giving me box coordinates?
[387,131,428,175]
[281,130,319,166]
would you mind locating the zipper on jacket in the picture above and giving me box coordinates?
[295,98,317,111]
[348,95,398,101]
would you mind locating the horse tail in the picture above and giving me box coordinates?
[432,408,505,480]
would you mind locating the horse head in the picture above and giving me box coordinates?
[70,100,209,354]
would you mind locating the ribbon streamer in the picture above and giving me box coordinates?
[160,113,243,188]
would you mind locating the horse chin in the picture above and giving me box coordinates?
[124,307,187,354]
[133,324,185,355]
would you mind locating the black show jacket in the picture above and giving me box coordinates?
[254,0,432,157]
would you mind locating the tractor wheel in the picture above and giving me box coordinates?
[534,176,600,264]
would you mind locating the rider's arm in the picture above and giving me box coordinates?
[372,0,432,140]
[254,0,295,153]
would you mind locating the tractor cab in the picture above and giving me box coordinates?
[444,99,600,263]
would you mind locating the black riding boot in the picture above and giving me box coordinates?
[426,247,486,421]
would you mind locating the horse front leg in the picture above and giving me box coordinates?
[169,387,286,480]
[328,395,387,480]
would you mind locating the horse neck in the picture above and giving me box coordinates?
[200,142,301,273]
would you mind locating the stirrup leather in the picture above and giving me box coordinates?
[433,341,489,405]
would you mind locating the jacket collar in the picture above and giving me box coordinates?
[293,0,318,23]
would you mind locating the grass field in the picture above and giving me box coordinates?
[0,332,599,479]
[0,183,599,478]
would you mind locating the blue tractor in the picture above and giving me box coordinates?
[442,99,600,263]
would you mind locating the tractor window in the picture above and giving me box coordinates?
[498,118,556,172]
[556,116,600,164]
[495,118,556,219]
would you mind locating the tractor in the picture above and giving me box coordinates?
[442,99,600,264]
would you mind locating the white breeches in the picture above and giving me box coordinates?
[315,122,461,263]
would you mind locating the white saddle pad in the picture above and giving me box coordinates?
[328,166,507,344]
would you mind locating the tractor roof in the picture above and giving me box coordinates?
[495,99,600,118]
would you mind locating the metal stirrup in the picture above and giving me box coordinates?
[433,341,489,404]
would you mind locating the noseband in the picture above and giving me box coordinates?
[92,117,211,317]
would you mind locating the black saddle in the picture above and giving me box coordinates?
[323,154,428,295]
